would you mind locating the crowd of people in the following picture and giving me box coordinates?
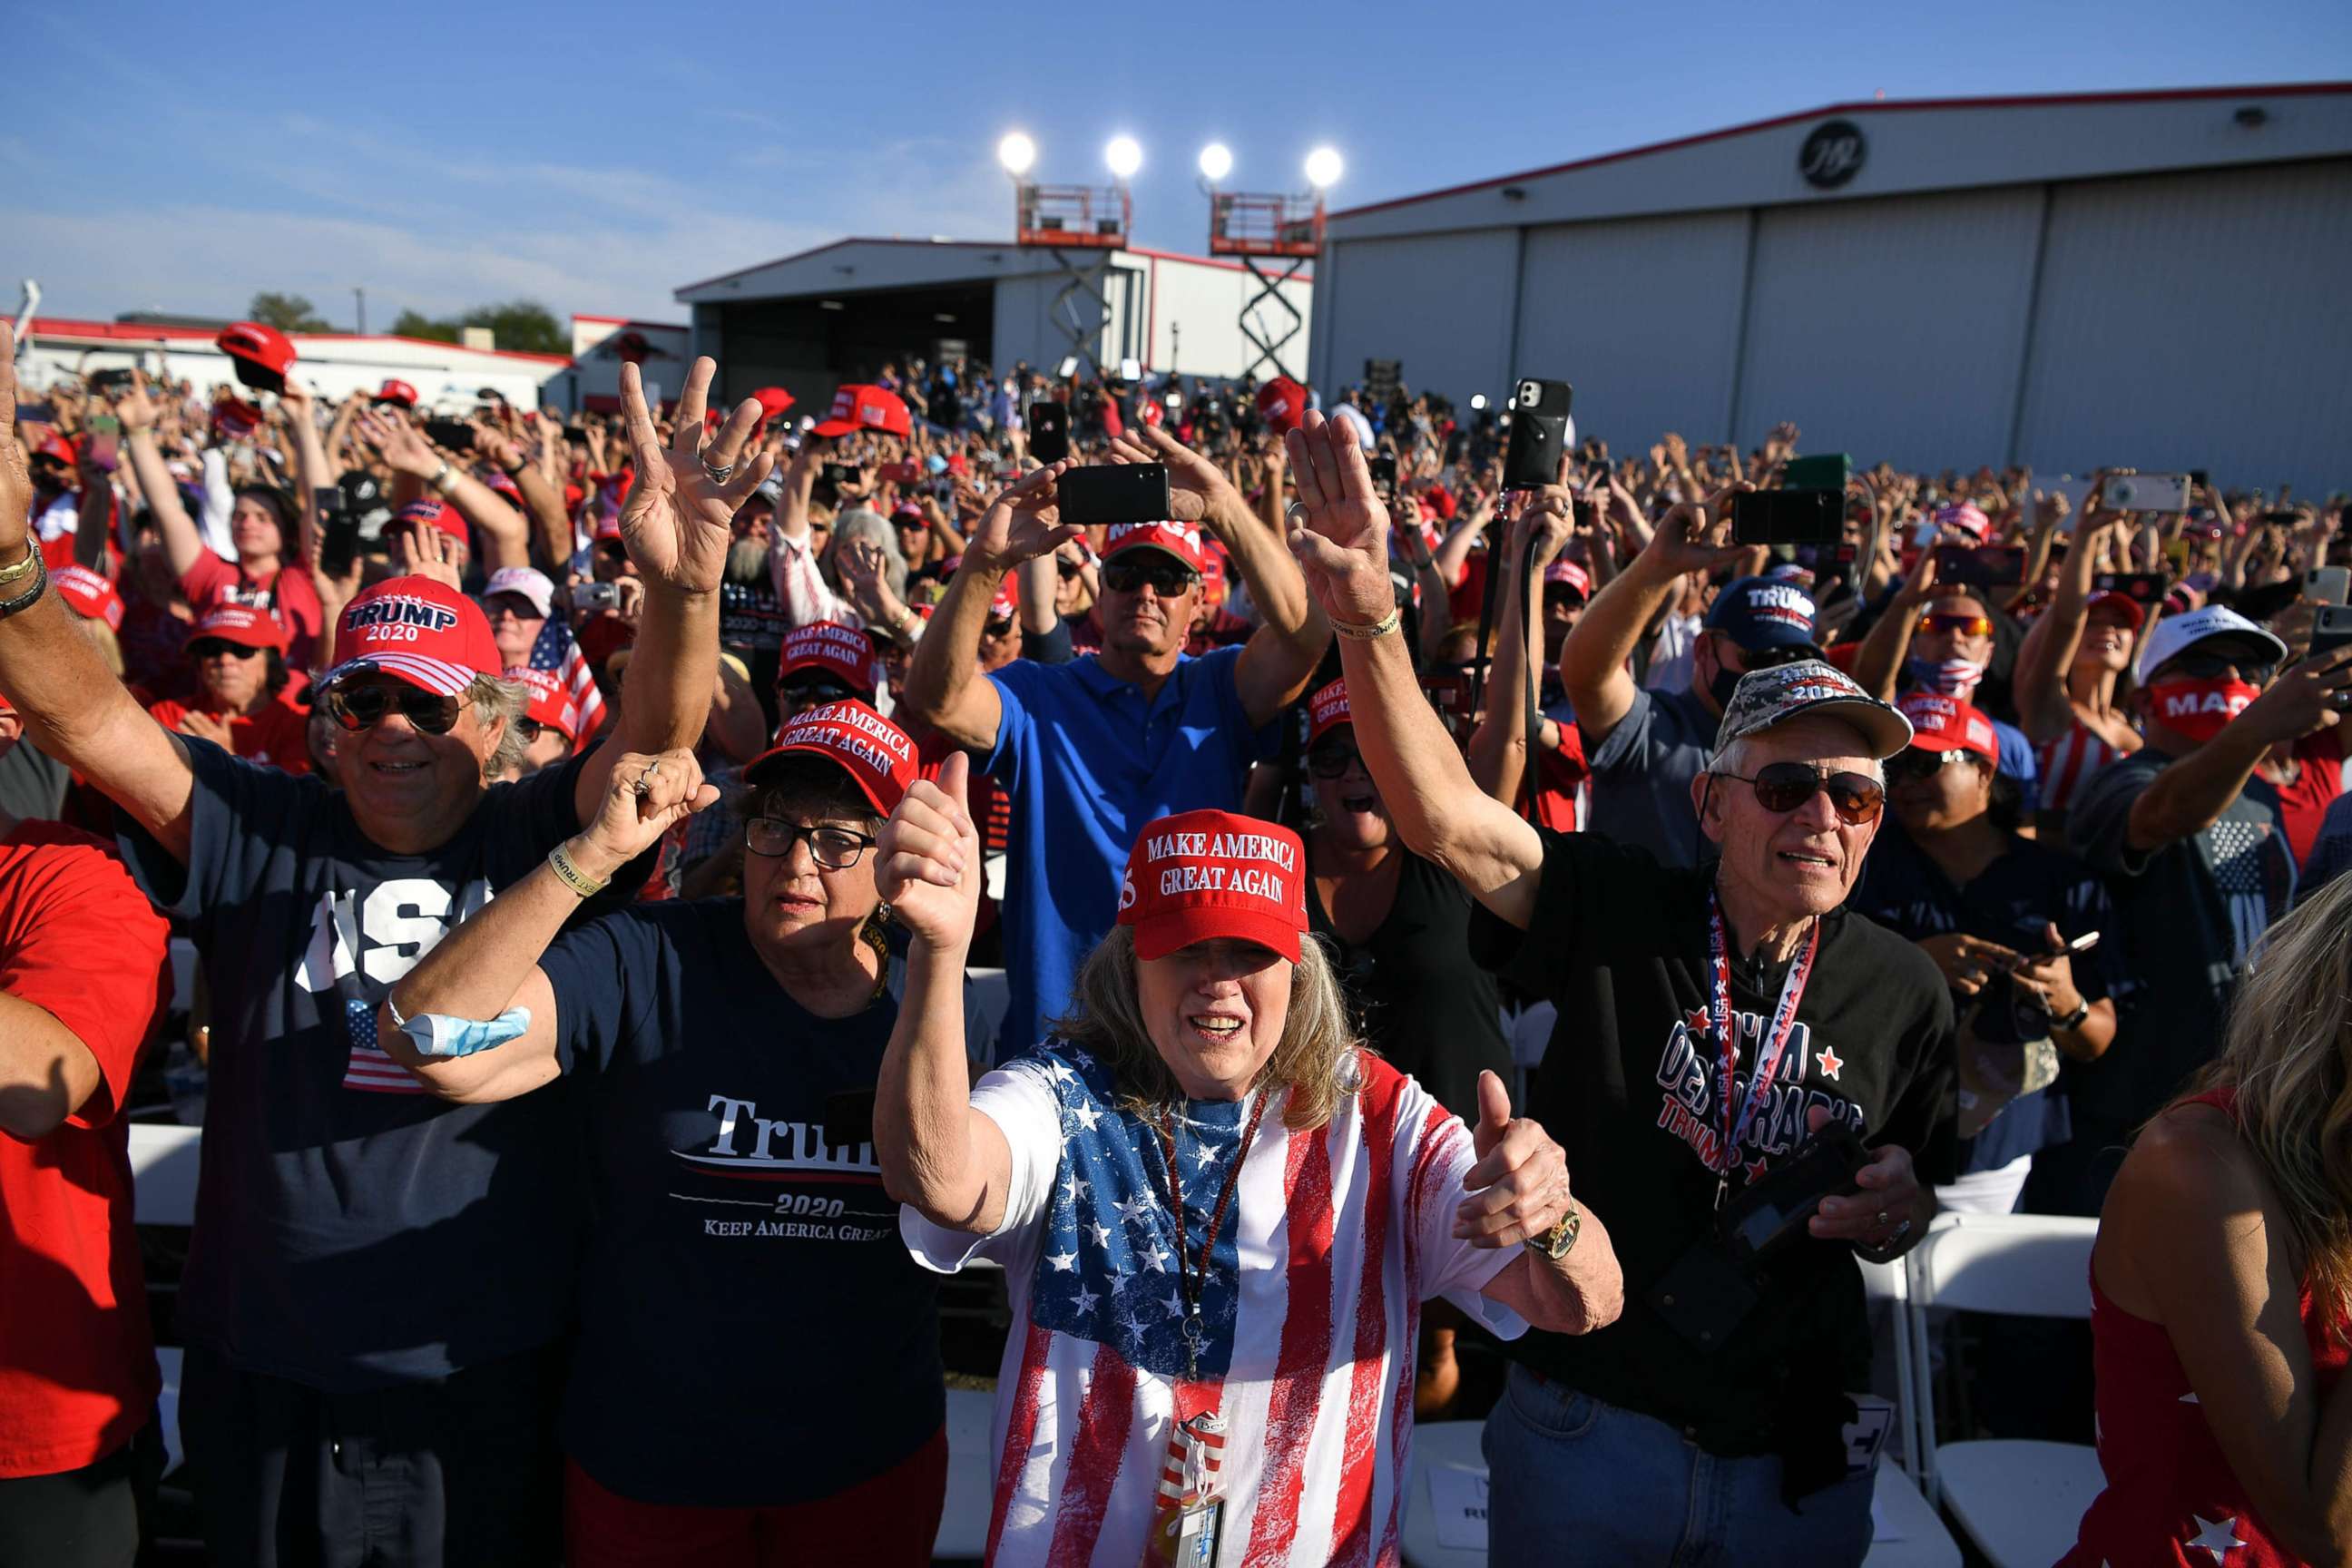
[3,311,2351,1567]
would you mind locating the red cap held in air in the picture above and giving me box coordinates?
[809,384,912,441]
[215,321,297,394]
[1256,377,1308,436]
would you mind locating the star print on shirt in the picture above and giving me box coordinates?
[1047,1250,1079,1273]
[1113,1191,1156,1227]
[1086,1220,1114,1250]
[1139,1239,1170,1272]
[1163,1290,1187,1318]
[1072,1284,1100,1316]
[1816,1046,1843,1082]
[2183,1514,2244,1560]
[1191,1140,1220,1171]
[1744,1156,1769,1185]
[1070,1100,1102,1132]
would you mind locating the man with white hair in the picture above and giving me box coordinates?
[1281,410,1955,1564]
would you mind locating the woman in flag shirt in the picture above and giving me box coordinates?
[876,778,1622,1566]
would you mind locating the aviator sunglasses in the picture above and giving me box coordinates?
[1101,559,1198,598]
[325,682,463,735]
[1710,760,1885,825]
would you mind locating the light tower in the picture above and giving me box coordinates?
[1203,145,1338,383]
[1004,131,1137,379]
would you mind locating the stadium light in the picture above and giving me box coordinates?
[1304,146,1344,190]
[1197,142,1233,183]
[1105,135,1143,181]
[996,132,1037,178]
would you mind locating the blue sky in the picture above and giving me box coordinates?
[3,1,2345,330]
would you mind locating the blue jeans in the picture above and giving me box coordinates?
[1482,1366,1873,1567]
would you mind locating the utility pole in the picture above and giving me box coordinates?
[354,287,367,336]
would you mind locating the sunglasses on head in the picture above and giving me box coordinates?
[191,639,265,662]
[1917,612,1994,638]
[1711,760,1885,824]
[1886,748,1981,784]
[1102,559,1198,597]
[1307,743,1363,779]
[324,681,463,735]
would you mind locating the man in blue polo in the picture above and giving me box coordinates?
[1562,536,1825,866]
[902,435,1327,1057]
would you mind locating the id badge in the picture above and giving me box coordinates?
[1143,1412,1227,1567]
[1171,1496,1224,1564]
[1841,1393,1896,1478]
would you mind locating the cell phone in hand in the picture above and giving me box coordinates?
[877,462,921,485]
[2104,473,2190,514]
[1934,544,2026,588]
[90,368,135,394]
[1500,377,1572,491]
[1028,402,1071,466]
[423,418,475,452]
[1368,455,1397,499]
[2094,572,2168,607]
[821,463,861,488]
[315,485,359,578]
[2304,566,2349,607]
[1054,464,1171,527]
[574,582,622,614]
[1732,489,1841,546]
[2309,605,2352,661]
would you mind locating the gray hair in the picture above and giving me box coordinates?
[1049,927,1367,1133]
[467,673,531,780]
[825,507,907,602]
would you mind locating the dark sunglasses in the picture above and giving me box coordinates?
[780,679,858,709]
[190,639,265,661]
[1917,612,1994,638]
[1711,761,1885,824]
[1102,560,1198,597]
[1886,748,1980,784]
[513,717,547,743]
[745,818,876,869]
[2168,651,2275,684]
[1308,744,1364,779]
[325,682,463,735]
[984,616,1016,638]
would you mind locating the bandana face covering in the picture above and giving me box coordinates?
[1906,656,1986,698]
[2146,676,2259,743]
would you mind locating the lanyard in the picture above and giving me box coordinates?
[1151,1091,1270,1380]
[1706,892,1819,1203]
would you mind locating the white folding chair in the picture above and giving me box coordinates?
[933,1386,997,1560]
[128,1122,202,1477]
[1400,1420,1487,1568]
[1904,1214,2103,1567]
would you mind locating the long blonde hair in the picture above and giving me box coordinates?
[1051,928,1366,1132]
[2190,870,2352,1340]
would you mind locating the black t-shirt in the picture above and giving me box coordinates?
[114,738,610,1388]
[1307,848,1507,1122]
[537,900,943,1507]
[1470,829,1956,1460]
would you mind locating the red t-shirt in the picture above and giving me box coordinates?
[0,822,172,1477]
[146,697,314,775]
[178,552,322,677]
[2267,730,2345,871]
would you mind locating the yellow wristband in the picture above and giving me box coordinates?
[1330,608,1402,642]
[0,540,42,587]
[547,844,607,899]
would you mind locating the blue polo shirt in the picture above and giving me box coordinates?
[984,644,1276,1058]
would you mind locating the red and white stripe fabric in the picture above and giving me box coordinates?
[2037,721,2130,813]
[902,1050,1523,1567]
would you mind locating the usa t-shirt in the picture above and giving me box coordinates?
[537,901,953,1507]
[113,738,610,1388]
[902,1046,1520,1567]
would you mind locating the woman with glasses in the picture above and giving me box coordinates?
[382,700,980,1567]
[144,602,312,774]
[1854,691,2119,1218]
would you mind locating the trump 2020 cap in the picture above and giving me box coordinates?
[1704,575,1821,656]
[744,700,916,818]
[1716,658,1915,760]
[317,577,503,698]
[1117,809,1308,963]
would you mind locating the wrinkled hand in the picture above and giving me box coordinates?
[875,751,983,951]
[1806,1107,1919,1248]
[568,748,717,880]
[1916,931,2019,997]
[967,460,1078,573]
[355,407,447,478]
[393,524,466,588]
[1638,483,1749,580]
[616,358,777,596]
[1283,410,1395,626]
[1515,491,1576,573]
[1455,1072,1574,1249]
[1106,426,1244,534]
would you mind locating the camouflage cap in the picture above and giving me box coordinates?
[1714,659,1915,760]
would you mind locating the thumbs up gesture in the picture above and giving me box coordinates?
[1454,1070,1575,1250]
[875,750,983,954]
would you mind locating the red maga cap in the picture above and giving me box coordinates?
[809,384,912,441]
[32,432,76,466]
[52,564,124,632]
[318,576,502,698]
[1102,520,1208,574]
[1932,501,1991,543]
[1118,809,1308,963]
[215,321,296,392]
[1256,377,1308,436]
[778,622,883,696]
[746,700,916,817]
[389,497,468,543]
[750,386,796,422]
[1544,559,1592,599]
[1896,691,1998,764]
[211,394,261,441]
[1307,678,1352,747]
[506,665,580,743]
[2082,589,2147,632]
[191,601,289,652]
[374,378,419,408]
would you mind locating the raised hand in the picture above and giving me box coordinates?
[110,368,162,435]
[564,748,718,882]
[1454,1071,1575,1249]
[0,328,30,558]
[355,407,448,478]
[965,460,1078,573]
[615,357,777,597]
[393,523,465,588]
[1282,410,1395,626]
[1638,483,1750,581]
[1105,426,1244,534]
[874,751,983,953]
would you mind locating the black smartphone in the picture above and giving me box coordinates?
[423,418,475,452]
[1028,402,1071,465]
[2263,509,2302,527]
[1500,377,1572,491]
[2309,604,2352,662]
[563,424,588,443]
[90,368,135,394]
[1779,453,1851,493]
[2188,468,2210,490]
[1732,489,1840,546]
[1810,541,1862,593]
[822,462,860,488]
[1054,464,1171,527]
[1368,455,1397,498]
[1720,1121,1868,1267]
[2094,571,2168,607]
[1933,544,2025,588]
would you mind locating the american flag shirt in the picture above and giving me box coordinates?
[526,617,606,740]
[902,1044,1522,1567]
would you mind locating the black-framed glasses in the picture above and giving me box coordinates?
[745,818,877,868]
[1710,761,1885,825]
[1886,748,1980,784]
[1308,744,1364,779]
[2168,651,2275,685]
[324,682,463,735]
[190,639,265,662]
[1102,559,1198,598]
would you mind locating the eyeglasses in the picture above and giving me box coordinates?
[513,717,546,743]
[1886,749,1980,784]
[1710,761,1885,825]
[984,616,1015,638]
[1102,559,1199,598]
[1917,612,1994,639]
[324,682,463,735]
[745,818,877,869]
[1308,744,1363,779]
[191,639,265,662]
[2168,651,2276,684]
